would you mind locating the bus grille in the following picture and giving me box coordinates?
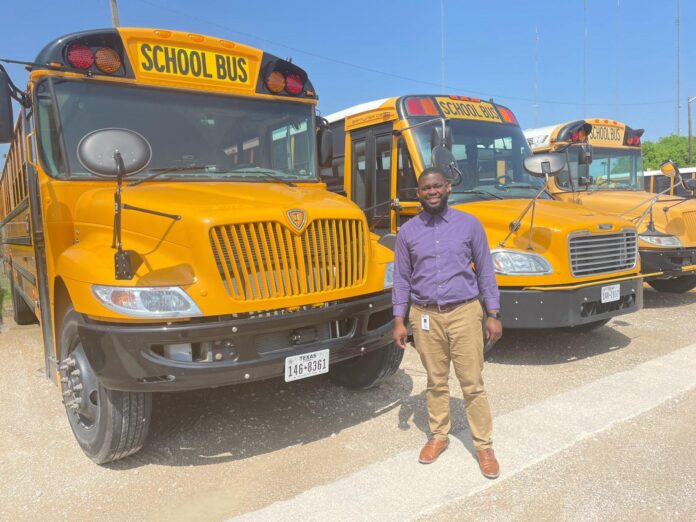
[210,219,366,301]
[569,230,637,277]
[683,211,696,242]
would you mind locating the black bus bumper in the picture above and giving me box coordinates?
[500,278,643,329]
[639,247,696,278]
[77,291,394,392]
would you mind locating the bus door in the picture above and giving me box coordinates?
[348,123,393,234]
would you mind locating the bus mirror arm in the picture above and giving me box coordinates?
[112,151,144,280]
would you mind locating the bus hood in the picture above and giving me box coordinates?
[559,190,696,244]
[74,182,368,246]
[451,198,635,254]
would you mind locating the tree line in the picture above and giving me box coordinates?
[642,135,694,170]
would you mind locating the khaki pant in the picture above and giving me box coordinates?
[409,300,493,450]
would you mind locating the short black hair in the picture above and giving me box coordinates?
[418,167,449,186]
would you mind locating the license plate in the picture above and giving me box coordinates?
[601,284,621,303]
[284,349,329,382]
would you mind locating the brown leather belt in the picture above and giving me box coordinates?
[415,297,478,313]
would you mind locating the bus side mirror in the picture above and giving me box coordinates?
[523,153,565,178]
[430,126,452,151]
[577,143,593,165]
[317,127,333,169]
[0,70,14,143]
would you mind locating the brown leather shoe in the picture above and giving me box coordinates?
[418,438,449,464]
[476,448,500,479]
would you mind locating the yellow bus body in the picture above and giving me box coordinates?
[325,97,644,329]
[525,118,696,292]
[0,27,399,463]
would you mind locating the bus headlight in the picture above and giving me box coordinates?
[638,234,682,248]
[383,262,395,288]
[92,285,203,318]
[491,250,553,275]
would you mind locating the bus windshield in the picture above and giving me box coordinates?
[557,146,644,192]
[35,79,317,182]
[412,119,546,202]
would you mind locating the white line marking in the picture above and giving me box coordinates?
[231,343,696,522]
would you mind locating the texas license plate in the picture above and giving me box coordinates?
[601,284,621,303]
[284,349,329,382]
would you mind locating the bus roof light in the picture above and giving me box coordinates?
[266,70,286,94]
[67,43,94,69]
[94,47,122,74]
[285,73,304,95]
[405,98,438,116]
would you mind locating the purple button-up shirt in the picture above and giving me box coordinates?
[392,205,500,317]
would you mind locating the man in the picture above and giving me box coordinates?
[392,167,503,479]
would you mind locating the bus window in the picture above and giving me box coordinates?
[352,139,367,208]
[396,137,417,200]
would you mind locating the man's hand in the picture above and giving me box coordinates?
[485,317,503,345]
[393,317,409,350]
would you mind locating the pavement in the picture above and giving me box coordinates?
[0,285,695,521]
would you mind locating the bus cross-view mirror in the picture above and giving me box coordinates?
[77,128,152,178]
[431,145,456,177]
[0,70,14,144]
[523,153,565,178]
[659,159,679,179]
[683,178,696,192]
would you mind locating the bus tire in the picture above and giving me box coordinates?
[10,278,37,325]
[561,318,611,333]
[647,275,696,293]
[329,342,404,390]
[59,304,152,464]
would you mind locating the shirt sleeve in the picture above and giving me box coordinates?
[392,230,412,318]
[470,218,501,311]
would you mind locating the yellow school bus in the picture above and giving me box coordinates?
[323,95,644,333]
[524,119,696,293]
[0,27,399,464]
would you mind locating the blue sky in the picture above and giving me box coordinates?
[1,0,694,144]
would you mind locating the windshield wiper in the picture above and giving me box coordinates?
[496,183,538,190]
[453,190,503,200]
[228,167,296,187]
[129,165,213,187]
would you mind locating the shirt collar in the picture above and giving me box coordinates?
[419,205,452,225]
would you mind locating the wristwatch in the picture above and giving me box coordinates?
[487,311,502,320]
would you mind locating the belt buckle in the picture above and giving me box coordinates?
[437,303,448,313]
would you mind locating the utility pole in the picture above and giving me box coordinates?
[110,0,120,28]
[583,0,588,118]
[688,96,696,164]
[440,0,445,92]
[533,25,540,127]
[676,0,680,134]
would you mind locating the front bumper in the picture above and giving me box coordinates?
[77,291,394,392]
[501,277,643,329]
[639,247,696,278]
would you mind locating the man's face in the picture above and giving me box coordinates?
[417,172,451,214]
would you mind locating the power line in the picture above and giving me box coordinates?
[135,0,676,108]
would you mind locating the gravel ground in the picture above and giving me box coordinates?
[0,284,695,520]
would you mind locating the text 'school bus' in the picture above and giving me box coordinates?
[322,96,644,332]
[525,119,696,293]
[0,28,401,464]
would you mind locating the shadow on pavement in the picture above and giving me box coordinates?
[642,287,696,309]
[486,324,632,366]
[108,368,415,470]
